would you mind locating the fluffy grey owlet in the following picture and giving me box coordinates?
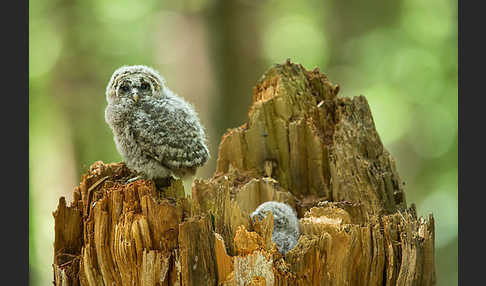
[250,201,300,255]
[105,65,209,182]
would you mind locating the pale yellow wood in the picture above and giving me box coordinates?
[53,61,435,286]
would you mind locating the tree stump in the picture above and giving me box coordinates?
[53,60,436,286]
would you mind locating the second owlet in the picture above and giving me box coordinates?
[250,201,300,255]
[105,65,209,181]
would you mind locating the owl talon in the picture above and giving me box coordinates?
[126,175,144,184]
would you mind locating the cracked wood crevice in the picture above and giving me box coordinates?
[53,60,436,286]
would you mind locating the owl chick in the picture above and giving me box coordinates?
[105,65,209,183]
[250,201,300,255]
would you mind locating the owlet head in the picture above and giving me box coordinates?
[106,65,166,104]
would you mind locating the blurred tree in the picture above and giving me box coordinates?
[206,0,266,141]
[29,0,457,285]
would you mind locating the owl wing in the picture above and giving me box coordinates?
[131,101,209,171]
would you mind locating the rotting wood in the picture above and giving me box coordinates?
[53,60,435,285]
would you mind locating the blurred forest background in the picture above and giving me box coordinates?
[29,0,457,285]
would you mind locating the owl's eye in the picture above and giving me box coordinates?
[140,82,149,91]
[120,84,130,92]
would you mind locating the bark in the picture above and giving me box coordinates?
[53,60,436,285]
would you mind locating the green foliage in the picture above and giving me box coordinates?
[30,0,457,285]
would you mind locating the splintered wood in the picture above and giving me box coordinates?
[53,61,436,285]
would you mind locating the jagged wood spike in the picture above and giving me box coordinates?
[53,61,435,286]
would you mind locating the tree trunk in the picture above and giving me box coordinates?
[53,60,436,286]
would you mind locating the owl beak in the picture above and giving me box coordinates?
[132,93,139,102]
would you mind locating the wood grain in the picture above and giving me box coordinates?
[53,60,435,285]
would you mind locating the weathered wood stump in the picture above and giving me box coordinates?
[53,60,436,286]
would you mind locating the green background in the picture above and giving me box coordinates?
[29,0,457,285]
